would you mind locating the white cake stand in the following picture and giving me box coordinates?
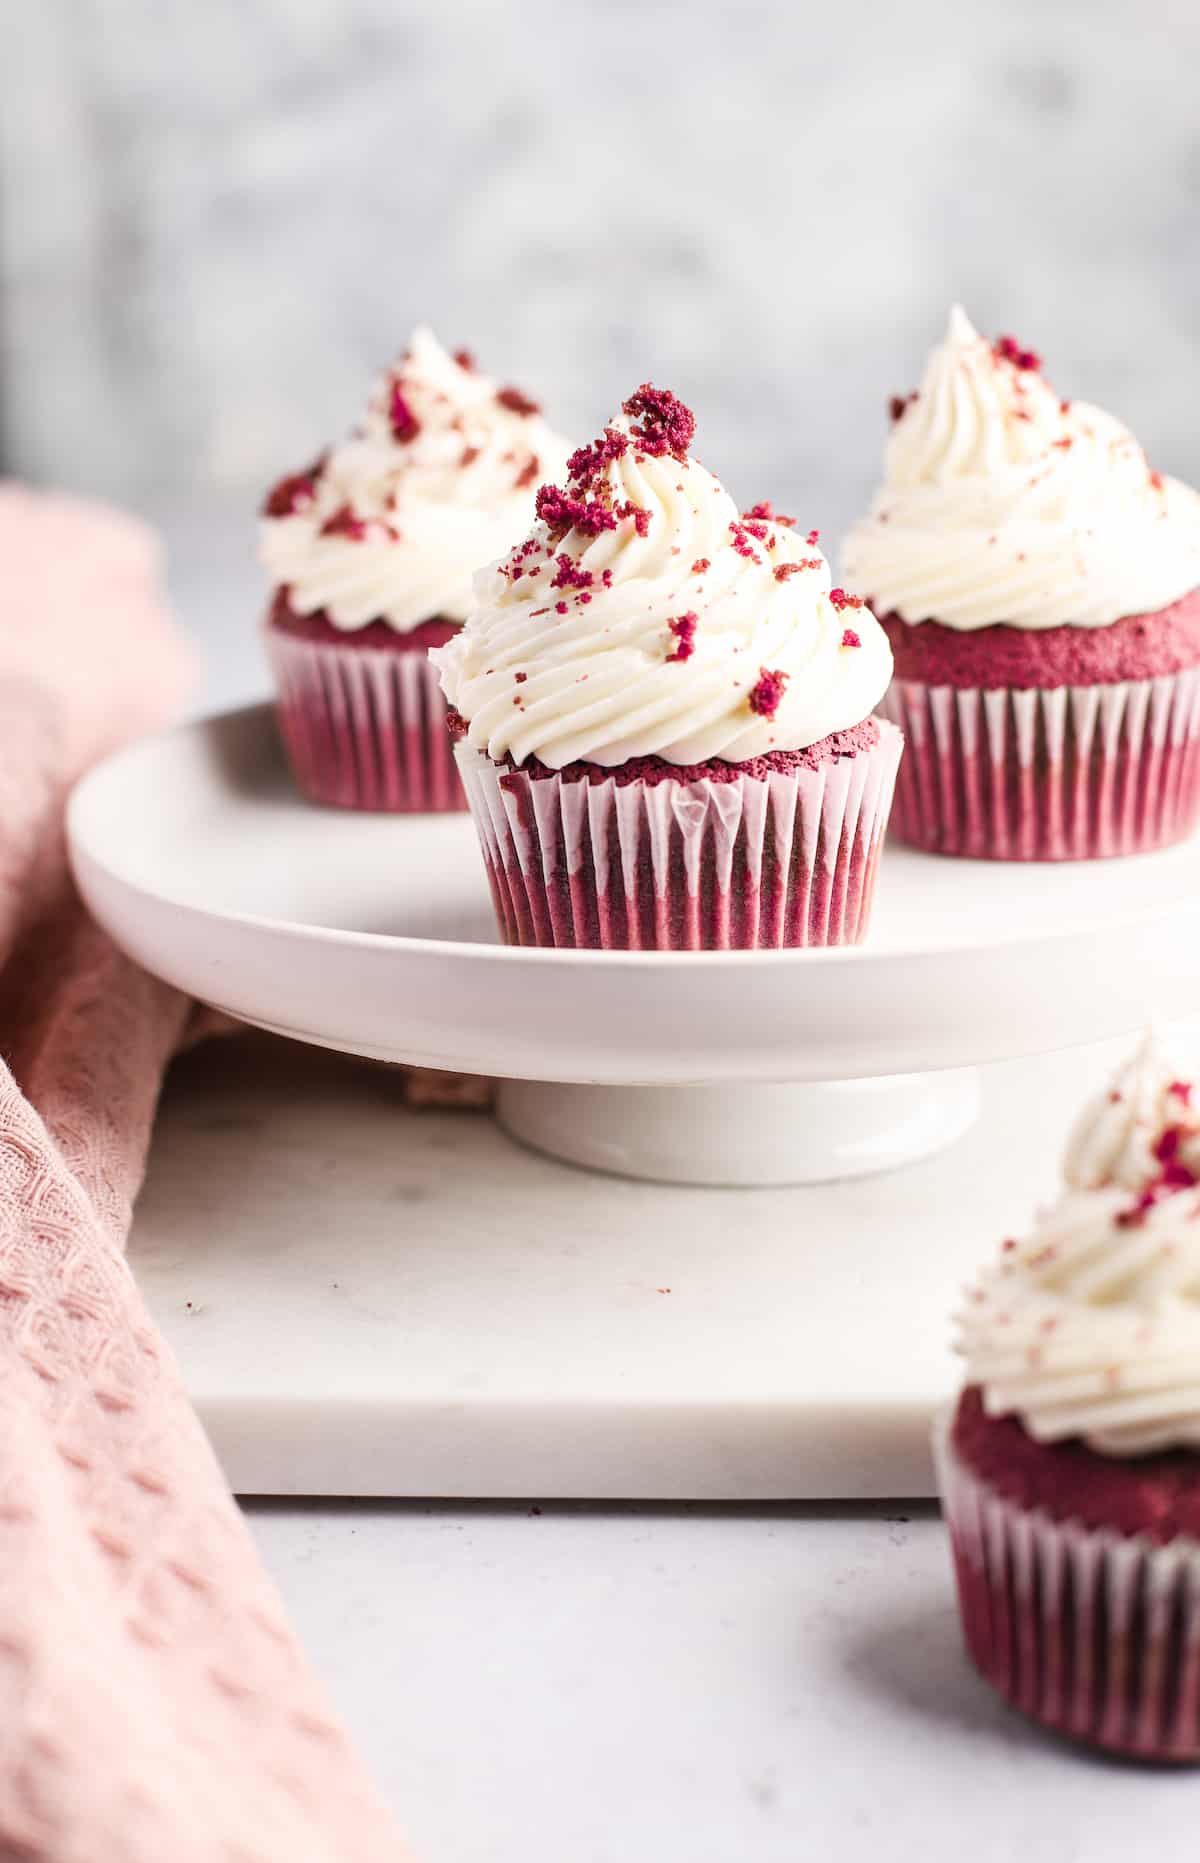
[69,704,1200,1188]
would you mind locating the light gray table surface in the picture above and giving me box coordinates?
[164,509,1198,1861]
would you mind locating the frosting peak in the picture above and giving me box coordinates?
[959,1035,1200,1458]
[843,305,1200,631]
[432,387,892,770]
[260,329,567,633]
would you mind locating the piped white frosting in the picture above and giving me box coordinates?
[959,1034,1200,1457]
[260,329,567,633]
[843,306,1200,631]
[432,393,892,768]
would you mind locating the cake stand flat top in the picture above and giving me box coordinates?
[69,704,1200,1083]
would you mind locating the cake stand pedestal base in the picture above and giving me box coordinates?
[495,1071,981,1186]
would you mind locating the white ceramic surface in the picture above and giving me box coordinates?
[68,704,1200,1095]
[130,1029,1182,1501]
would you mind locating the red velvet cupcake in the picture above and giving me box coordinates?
[843,308,1200,859]
[432,386,901,949]
[260,329,566,811]
[936,1036,1200,1759]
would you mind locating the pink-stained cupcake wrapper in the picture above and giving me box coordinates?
[453,720,903,950]
[934,1412,1200,1762]
[880,668,1200,859]
[265,627,465,812]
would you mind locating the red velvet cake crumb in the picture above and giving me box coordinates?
[496,385,541,417]
[549,554,593,591]
[952,1386,1200,1545]
[388,383,421,443]
[691,558,710,575]
[993,334,1042,372]
[566,427,630,487]
[743,500,796,528]
[665,612,698,662]
[453,347,476,371]
[747,668,789,720]
[889,393,918,422]
[621,384,695,460]
[536,484,619,542]
[320,505,368,541]
[262,459,324,518]
[829,588,865,612]
[842,629,862,649]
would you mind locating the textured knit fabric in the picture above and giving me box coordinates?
[0,486,407,1861]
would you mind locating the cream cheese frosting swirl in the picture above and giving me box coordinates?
[260,328,567,633]
[432,385,892,768]
[843,306,1200,631]
[959,1035,1200,1457]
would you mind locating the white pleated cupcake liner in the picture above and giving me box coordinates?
[265,627,464,812]
[934,1412,1200,1760]
[453,721,903,950]
[880,667,1200,859]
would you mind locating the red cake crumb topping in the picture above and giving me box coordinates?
[742,500,796,528]
[549,553,593,592]
[805,529,820,547]
[691,557,710,575]
[535,484,619,542]
[1115,1125,1198,1227]
[829,588,865,612]
[566,426,630,487]
[621,384,695,460]
[748,667,789,719]
[665,612,698,663]
[1171,1081,1194,1105]
[514,671,528,684]
[728,520,764,563]
[453,348,476,371]
[514,455,540,489]
[554,600,568,615]
[501,536,545,581]
[497,385,541,417]
[889,392,918,422]
[262,461,324,518]
[388,383,421,443]
[1150,470,1165,491]
[320,504,368,541]
[842,629,862,649]
[993,334,1042,372]
[461,444,481,468]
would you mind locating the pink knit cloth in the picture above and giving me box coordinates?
[0,488,406,1861]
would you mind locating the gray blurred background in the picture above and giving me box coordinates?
[2,0,1197,703]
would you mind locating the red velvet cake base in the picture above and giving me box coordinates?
[264,602,464,812]
[882,595,1200,691]
[452,720,903,950]
[936,1393,1200,1761]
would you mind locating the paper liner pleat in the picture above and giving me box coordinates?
[265,629,464,812]
[453,722,902,950]
[880,669,1200,859]
[934,1414,1200,1761]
